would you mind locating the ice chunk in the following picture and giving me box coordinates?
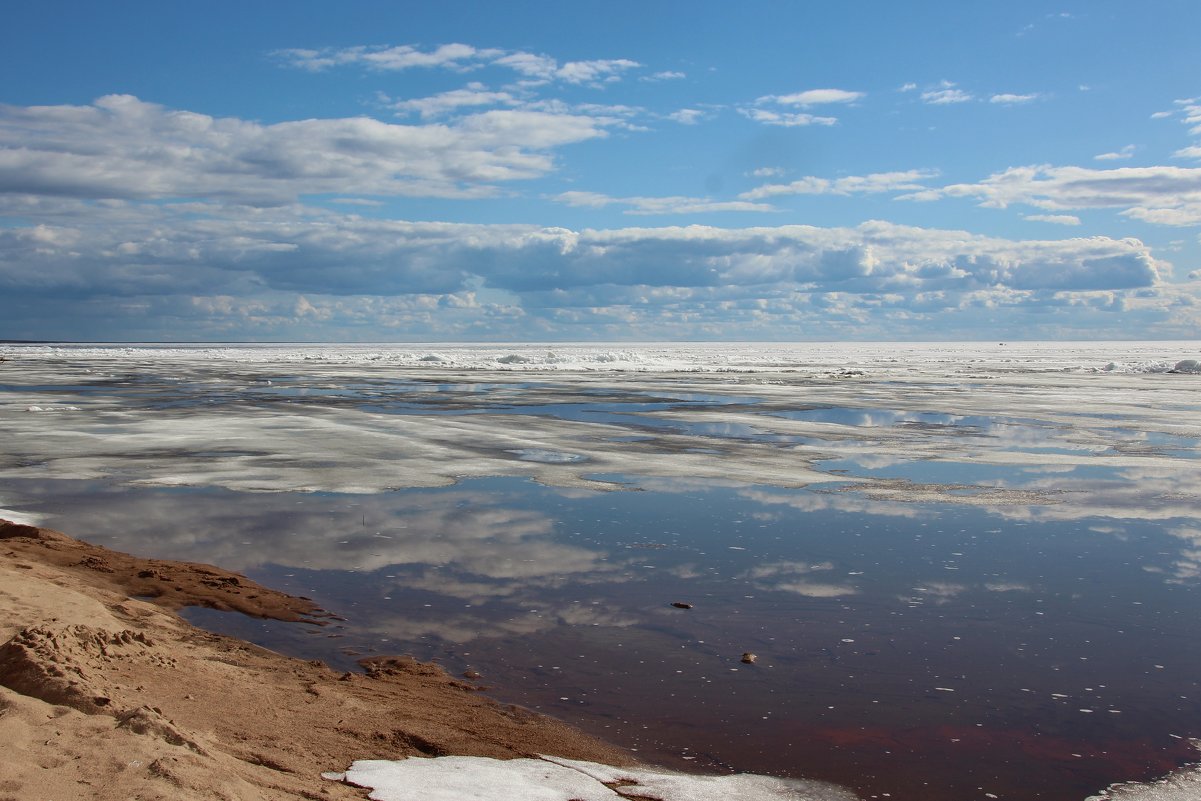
[337,755,861,801]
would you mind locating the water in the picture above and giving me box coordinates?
[1,341,1199,800]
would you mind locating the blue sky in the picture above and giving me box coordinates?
[2,1,1200,341]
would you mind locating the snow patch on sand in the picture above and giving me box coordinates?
[331,754,860,801]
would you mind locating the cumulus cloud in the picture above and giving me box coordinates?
[0,95,612,202]
[906,164,1201,227]
[0,201,1166,310]
[739,169,938,200]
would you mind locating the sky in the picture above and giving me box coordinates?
[2,0,1200,342]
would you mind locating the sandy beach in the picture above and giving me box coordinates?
[0,518,632,800]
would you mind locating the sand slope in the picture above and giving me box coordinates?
[0,520,632,800]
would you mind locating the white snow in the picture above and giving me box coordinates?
[330,755,861,801]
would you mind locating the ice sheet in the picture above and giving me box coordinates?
[1,342,1197,510]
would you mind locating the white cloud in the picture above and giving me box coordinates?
[0,204,1166,310]
[387,84,516,118]
[0,95,613,202]
[1023,214,1081,225]
[907,164,1201,227]
[921,82,973,105]
[485,51,641,86]
[274,43,486,72]
[666,108,704,125]
[758,88,864,106]
[741,88,861,128]
[642,70,686,81]
[990,93,1040,104]
[739,170,938,200]
[739,108,837,127]
[750,167,784,178]
[899,82,917,92]
[275,42,641,86]
[530,57,641,85]
[553,191,775,215]
[1094,144,1136,161]
[1176,146,1201,160]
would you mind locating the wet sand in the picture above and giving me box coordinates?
[0,519,633,800]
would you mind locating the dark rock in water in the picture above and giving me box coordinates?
[670,602,693,609]
[741,652,757,664]
[463,670,482,680]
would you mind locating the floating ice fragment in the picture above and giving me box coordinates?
[335,755,860,801]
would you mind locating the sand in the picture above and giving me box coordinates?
[0,519,633,800]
